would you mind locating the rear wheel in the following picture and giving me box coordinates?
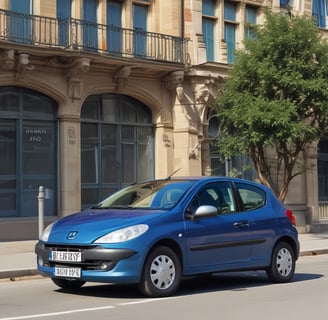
[138,246,181,297]
[266,241,295,283]
[51,278,85,290]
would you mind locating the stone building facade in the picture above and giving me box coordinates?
[0,0,327,240]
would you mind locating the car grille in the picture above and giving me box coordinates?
[43,244,115,271]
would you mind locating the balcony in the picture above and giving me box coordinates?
[0,9,187,65]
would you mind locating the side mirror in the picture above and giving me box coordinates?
[186,205,218,220]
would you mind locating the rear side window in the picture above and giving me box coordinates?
[235,182,266,211]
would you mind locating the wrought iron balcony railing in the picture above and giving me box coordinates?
[0,9,188,64]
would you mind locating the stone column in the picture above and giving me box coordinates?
[305,144,319,231]
[165,71,203,176]
[190,76,221,176]
[154,124,175,178]
[58,114,81,217]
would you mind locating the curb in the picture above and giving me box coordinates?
[299,249,328,257]
[0,269,39,280]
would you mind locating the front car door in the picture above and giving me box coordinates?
[183,181,253,274]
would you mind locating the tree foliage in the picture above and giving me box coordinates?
[216,10,328,201]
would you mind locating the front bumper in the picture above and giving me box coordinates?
[35,241,142,284]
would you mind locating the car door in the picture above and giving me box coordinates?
[234,181,274,265]
[183,181,253,274]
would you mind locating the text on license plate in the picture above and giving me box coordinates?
[55,267,81,278]
[50,251,82,262]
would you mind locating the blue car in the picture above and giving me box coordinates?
[35,176,299,297]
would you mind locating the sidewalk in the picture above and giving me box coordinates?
[0,233,328,280]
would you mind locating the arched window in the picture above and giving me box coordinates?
[81,94,154,208]
[318,135,328,201]
[208,114,256,179]
[0,87,57,217]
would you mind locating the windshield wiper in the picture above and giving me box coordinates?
[91,205,137,209]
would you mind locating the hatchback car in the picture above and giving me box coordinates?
[35,176,299,297]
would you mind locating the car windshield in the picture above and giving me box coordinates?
[92,180,195,210]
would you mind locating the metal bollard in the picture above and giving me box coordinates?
[38,186,45,238]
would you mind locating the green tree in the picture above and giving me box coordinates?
[216,10,328,202]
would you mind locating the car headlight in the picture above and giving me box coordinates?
[40,222,55,242]
[94,224,149,243]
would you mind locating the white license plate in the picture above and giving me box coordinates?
[54,266,81,278]
[50,251,82,262]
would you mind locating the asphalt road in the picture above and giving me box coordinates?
[0,254,326,320]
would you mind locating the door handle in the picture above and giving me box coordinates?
[233,220,250,228]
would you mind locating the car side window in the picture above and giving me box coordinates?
[235,182,266,211]
[188,182,236,215]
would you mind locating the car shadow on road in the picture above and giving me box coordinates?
[54,271,323,299]
[177,271,323,296]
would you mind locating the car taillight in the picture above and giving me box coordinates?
[286,209,296,226]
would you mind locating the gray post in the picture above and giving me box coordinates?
[38,186,45,238]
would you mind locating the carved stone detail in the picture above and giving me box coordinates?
[113,66,136,92]
[15,53,34,81]
[189,140,202,159]
[1,49,15,70]
[191,77,221,125]
[65,58,90,99]
[164,71,185,101]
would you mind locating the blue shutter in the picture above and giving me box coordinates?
[312,0,326,28]
[280,0,290,7]
[57,0,71,46]
[313,0,319,25]
[83,0,98,50]
[9,0,31,43]
[245,7,257,39]
[225,24,235,64]
[10,0,30,12]
[224,2,236,63]
[202,18,214,61]
[319,0,326,28]
[107,1,122,54]
[203,0,215,16]
[202,0,215,61]
[133,5,147,56]
[224,3,236,21]
[246,7,256,24]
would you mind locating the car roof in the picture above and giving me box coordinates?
[161,176,270,190]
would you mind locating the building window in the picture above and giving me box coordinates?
[107,0,122,54]
[224,1,237,64]
[245,6,257,39]
[81,94,154,208]
[133,4,148,56]
[9,0,32,43]
[83,0,98,50]
[318,136,328,201]
[202,0,216,61]
[0,87,58,218]
[208,114,256,179]
[57,0,72,46]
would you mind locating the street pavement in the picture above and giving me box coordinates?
[0,233,328,280]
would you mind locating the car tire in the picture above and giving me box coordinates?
[266,241,295,283]
[51,278,85,290]
[138,246,181,297]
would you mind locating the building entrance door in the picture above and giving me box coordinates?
[0,87,57,218]
[81,94,154,208]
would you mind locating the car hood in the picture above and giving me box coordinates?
[47,209,166,244]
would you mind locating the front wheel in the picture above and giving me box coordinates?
[138,246,181,297]
[266,241,295,283]
[51,278,85,291]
